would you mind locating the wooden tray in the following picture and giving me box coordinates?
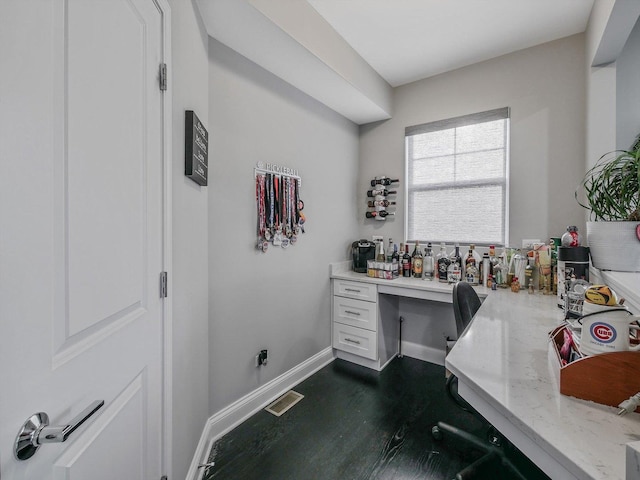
[549,325,640,412]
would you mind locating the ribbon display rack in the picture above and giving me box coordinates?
[254,162,305,253]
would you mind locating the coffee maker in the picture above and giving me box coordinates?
[351,239,376,273]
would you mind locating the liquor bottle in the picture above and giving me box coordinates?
[464,247,476,269]
[376,240,385,262]
[367,199,397,207]
[392,244,400,277]
[398,243,405,276]
[436,243,450,283]
[402,244,411,277]
[447,243,462,283]
[493,251,505,286]
[411,241,423,278]
[370,177,399,187]
[489,245,498,276]
[524,257,534,291]
[366,188,397,197]
[482,252,490,287]
[447,256,462,284]
[385,238,394,262]
[422,243,434,280]
[365,211,395,218]
[449,243,462,268]
[462,244,481,266]
[464,248,478,285]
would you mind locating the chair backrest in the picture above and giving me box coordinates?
[452,281,482,338]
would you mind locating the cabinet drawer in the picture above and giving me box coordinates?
[333,280,377,302]
[333,323,377,360]
[333,296,377,331]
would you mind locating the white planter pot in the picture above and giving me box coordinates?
[586,221,640,272]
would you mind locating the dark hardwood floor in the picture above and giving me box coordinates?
[203,356,549,480]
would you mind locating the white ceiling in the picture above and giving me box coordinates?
[307,0,596,87]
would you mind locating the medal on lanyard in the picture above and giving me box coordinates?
[295,178,305,234]
[255,174,269,252]
[265,173,275,240]
[273,175,283,246]
[284,177,293,238]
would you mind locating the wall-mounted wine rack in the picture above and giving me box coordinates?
[366,176,398,220]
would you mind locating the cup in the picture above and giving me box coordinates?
[579,308,640,355]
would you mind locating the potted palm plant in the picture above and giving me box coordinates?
[576,139,640,272]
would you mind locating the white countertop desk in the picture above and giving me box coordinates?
[331,264,640,480]
[447,288,640,480]
[330,269,490,303]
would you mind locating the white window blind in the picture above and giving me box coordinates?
[405,107,509,247]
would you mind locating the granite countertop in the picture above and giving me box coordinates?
[446,288,640,480]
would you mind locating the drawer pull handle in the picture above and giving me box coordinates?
[344,338,361,345]
[344,288,361,293]
[344,310,361,316]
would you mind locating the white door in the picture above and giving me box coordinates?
[0,0,168,479]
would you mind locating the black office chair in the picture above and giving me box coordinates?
[432,281,526,480]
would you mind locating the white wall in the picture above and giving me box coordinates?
[168,0,210,478]
[207,38,359,413]
[616,17,640,149]
[359,34,587,249]
[358,35,586,350]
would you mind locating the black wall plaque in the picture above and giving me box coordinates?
[185,110,208,186]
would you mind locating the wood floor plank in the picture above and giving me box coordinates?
[203,357,549,480]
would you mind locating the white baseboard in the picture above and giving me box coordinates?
[186,347,335,480]
[401,340,445,366]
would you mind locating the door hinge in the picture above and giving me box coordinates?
[160,271,168,298]
[159,63,167,91]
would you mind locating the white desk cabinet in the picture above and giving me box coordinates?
[331,279,399,370]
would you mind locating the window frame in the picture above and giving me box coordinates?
[404,107,510,247]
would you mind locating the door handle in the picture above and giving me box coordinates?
[14,400,104,460]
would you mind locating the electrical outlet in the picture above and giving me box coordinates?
[372,235,383,243]
[522,239,540,249]
[256,349,268,367]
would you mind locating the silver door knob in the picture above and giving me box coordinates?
[14,400,104,460]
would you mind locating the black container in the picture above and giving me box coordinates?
[352,240,376,273]
[557,246,590,308]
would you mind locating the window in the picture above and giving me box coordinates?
[405,107,509,247]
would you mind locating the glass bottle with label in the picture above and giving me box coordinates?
[488,245,498,272]
[402,244,412,277]
[386,238,394,263]
[449,243,462,269]
[524,257,534,291]
[481,252,490,287]
[376,240,385,262]
[462,244,481,266]
[447,255,462,284]
[447,244,462,283]
[422,243,434,280]
[411,241,423,278]
[464,248,479,285]
[436,243,450,283]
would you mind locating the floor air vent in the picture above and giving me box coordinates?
[265,390,304,417]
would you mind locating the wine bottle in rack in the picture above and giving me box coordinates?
[367,199,396,207]
[366,188,397,197]
[365,211,395,218]
[370,178,399,187]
